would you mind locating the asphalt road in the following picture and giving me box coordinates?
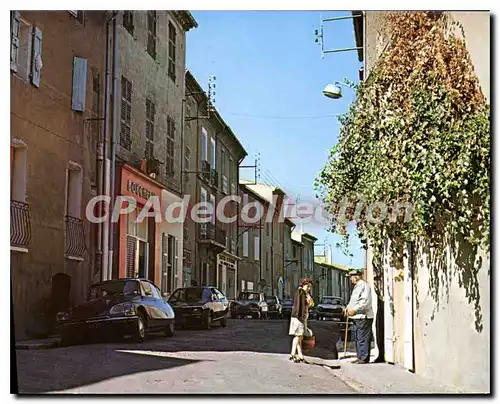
[15,319,355,394]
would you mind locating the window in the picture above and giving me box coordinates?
[166,117,175,176]
[68,11,85,23]
[145,98,155,159]
[184,146,191,172]
[168,21,177,82]
[151,284,162,299]
[11,12,42,87]
[254,236,260,261]
[140,280,153,296]
[120,76,132,150]
[243,232,249,257]
[201,127,208,162]
[147,11,156,59]
[293,245,296,257]
[210,194,216,224]
[123,11,134,35]
[11,142,27,202]
[221,149,226,176]
[266,222,270,236]
[210,138,216,169]
[266,251,269,271]
[66,162,83,218]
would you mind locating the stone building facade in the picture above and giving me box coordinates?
[10,11,106,339]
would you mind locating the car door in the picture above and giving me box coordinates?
[140,280,161,328]
[209,288,221,319]
[214,288,228,318]
[149,282,173,326]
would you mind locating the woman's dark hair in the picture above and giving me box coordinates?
[299,277,312,287]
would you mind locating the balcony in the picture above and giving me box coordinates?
[222,175,228,194]
[65,215,86,259]
[210,168,218,188]
[201,160,211,182]
[11,200,31,250]
[198,222,227,252]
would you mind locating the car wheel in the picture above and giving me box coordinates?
[220,315,228,327]
[132,313,146,342]
[204,311,213,329]
[164,322,175,337]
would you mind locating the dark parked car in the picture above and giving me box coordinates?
[265,295,282,319]
[231,292,268,319]
[315,296,345,322]
[281,298,293,318]
[56,278,175,345]
[168,286,229,329]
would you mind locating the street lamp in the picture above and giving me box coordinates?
[322,81,352,100]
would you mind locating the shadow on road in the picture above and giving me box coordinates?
[15,319,354,393]
[16,348,210,393]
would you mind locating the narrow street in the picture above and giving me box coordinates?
[15,319,354,394]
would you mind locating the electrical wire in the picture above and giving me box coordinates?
[224,112,343,120]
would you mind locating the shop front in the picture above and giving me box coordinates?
[216,253,239,300]
[118,165,164,283]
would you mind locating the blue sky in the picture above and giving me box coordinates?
[186,11,364,268]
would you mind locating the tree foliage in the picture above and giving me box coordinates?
[315,12,490,263]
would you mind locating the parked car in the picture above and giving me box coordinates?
[316,296,346,322]
[265,295,282,319]
[56,278,175,345]
[231,292,268,319]
[168,286,229,329]
[281,297,293,318]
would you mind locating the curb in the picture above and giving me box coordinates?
[15,339,61,350]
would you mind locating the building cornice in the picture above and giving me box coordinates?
[172,11,198,32]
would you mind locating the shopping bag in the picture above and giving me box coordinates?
[303,327,315,350]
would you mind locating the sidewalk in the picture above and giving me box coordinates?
[326,350,462,394]
[15,336,61,350]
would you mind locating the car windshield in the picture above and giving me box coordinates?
[88,280,138,300]
[320,297,343,305]
[266,297,277,304]
[239,292,260,301]
[169,287,208,303]
[282,299,293,305]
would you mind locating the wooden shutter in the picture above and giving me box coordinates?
[31,26,42,87]
[126,235,137,278]
[161,233,168,293]
[72,57,88,111]
[11,11,20,72]
[174,238,179,289]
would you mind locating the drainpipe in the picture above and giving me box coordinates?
[237,154,245,295]
[101,12,116,281]
[108,14,119,280]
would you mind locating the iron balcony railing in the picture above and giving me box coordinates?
[65,215,86,258]
[11,200,31,249]
[199,222,227,247]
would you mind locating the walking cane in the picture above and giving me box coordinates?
[343,312,349,359]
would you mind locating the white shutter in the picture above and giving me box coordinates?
[174,238,179,289]
[201,128,207,161]
[210,194,216,224]
[31,26,43,87]
[254,236,260,261]
[11,11,21,72]
[72,57,88,111]
[243,232,248,257]
[243,193,248,206]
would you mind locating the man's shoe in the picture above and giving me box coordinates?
[351,359,362,364]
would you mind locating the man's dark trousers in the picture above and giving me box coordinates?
[353,318,373,362]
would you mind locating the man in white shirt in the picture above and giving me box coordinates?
[345,269,374,364]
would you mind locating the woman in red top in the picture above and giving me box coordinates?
[288,277,314,362]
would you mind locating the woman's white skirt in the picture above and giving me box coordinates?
[289,317,305,336]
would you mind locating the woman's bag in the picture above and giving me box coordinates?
[302,327,315,350]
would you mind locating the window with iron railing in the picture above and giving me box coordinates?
[166,116,175,176]
[147,11,156,59]
[145,98,155,160]
[120,76,132,150]
[168,21,176,82]
[123,11,134,35]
